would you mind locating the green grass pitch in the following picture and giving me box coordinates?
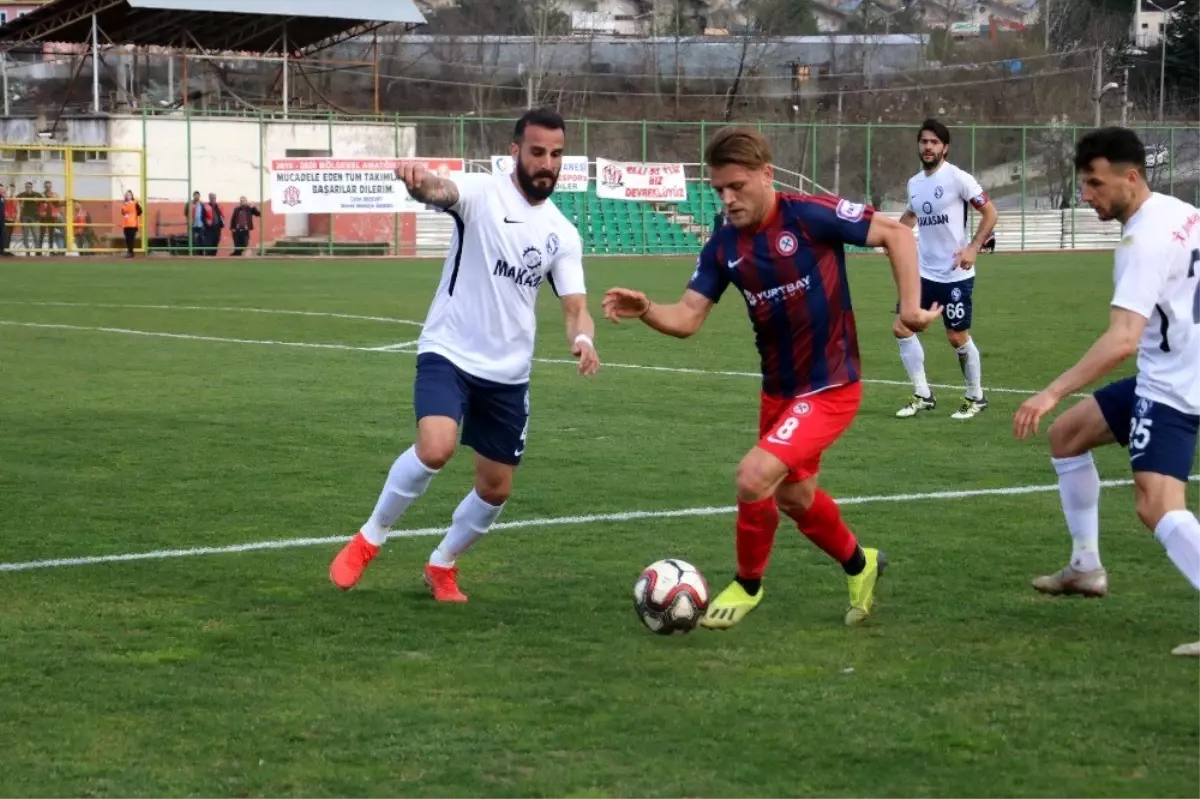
[0,251,1196,797]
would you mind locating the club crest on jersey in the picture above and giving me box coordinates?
[522,246,543,269]
[835,199,865,222]
[546,232,560,256]
[950,287,962,301]
[922,201,933,214]
[792,401,811,416]
[775,231,798,256]
[934,186,944,199]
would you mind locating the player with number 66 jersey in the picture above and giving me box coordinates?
[1013,127,1200,658]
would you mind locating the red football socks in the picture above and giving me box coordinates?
[790,490,859,564]
[735,497,780,581]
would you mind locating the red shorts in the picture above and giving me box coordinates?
[757,381,862,483]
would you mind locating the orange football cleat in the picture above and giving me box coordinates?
[329,532,380,590]
[423,563,468,602]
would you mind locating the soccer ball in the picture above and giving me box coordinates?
[632,558,710,635]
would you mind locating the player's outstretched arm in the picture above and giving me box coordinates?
[865,214,939,332]
[602,288,714,339]
[560,293,600,376]
[394,162,460,210]
[1014,308,1145,439]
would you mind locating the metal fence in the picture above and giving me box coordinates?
[6,109,1197,257]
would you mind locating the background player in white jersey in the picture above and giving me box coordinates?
[329,107,600,602]
[893,119,999,420]
[1014,127,1200,658]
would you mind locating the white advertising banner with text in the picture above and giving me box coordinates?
[489,154,590,192]
[270,158,465,213]
[594,157,686,202]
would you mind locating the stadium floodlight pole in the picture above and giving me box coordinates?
[91,13,99,113]
[2,54,8,117]
[1143,0,1183,122]
[282,24,289,118]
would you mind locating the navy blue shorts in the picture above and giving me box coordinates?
[897,277,974,331]
[413,352,530,466]
[1094,376,1199,481]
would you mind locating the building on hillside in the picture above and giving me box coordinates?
[1132,0,1177,47]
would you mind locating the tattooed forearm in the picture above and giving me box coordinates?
[408,177,460,209]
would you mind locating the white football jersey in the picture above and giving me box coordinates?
[906,162,990,283]
[417,173,586,385]
[1111,192,1200,415]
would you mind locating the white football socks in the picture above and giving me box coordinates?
[1052,453,1102,573]
[429,489,506,568]
[1155,510,1200,591]
[955,338,983,401]
[360,446,439,546]
[897,334,930,398]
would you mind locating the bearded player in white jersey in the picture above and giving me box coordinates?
[329,107,600,602]
[894,119,999,421]
[1014,127,1200,658]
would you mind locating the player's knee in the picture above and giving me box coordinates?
[946,329,970,348]
[735,459,775,502]
[415,437,456,470]
[1047,416,1082,459]
[775,482,816,517]
[475,479,511,506]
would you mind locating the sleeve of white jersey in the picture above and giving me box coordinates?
[1111,234,1170,319]
[952,167,981,203]
[548,229,587,297]
[445,173,491,220]
[904,178,915,213]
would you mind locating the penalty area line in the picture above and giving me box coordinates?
[3,476,1193,574]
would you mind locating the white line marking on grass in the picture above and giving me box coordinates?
[0,319,1074,398]
[3,476,1193,574]
[366,341,420,352]
[0,301,423,326]
[0,320,383,353]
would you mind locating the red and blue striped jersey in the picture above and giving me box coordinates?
[687,193,874,398]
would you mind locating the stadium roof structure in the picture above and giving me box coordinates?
[0,0,427,55]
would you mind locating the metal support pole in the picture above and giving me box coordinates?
[92,13,100,113]
[833,91,843,196]
[2,55,9,116]
[1093,48,1103,127]
[282,25,289,117]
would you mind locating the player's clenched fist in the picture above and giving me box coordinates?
[602,287,651,323]
[394,161,432,192]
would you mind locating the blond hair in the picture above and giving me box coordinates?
[705,126,773,170]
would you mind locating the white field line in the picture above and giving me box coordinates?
[2,476,1194,574]
[0,318,1077,398]
[0,301,423,326]
[365,341,420,352]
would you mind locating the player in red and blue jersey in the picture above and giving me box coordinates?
[603,126,940,629]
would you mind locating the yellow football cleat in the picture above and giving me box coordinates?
[700,580,764,630]
[844,548,887,626]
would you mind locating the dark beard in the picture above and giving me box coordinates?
[516,161,558,201]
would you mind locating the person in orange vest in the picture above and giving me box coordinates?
[120,190,142,258]
[73,202,94,254]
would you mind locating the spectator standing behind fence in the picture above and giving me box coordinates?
[40,180,63,253]
[206,193,224,256]
[121,190,142,259]
[185,191,210,254]
[17,181,41,255]
[73,202,94,254]
[2,183,14,255]
[229,196,260,256]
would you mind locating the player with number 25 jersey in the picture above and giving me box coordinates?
[1014,127,1200,658]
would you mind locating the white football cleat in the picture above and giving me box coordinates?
[896,394,936,418]
[1171,641,1200,657]
[1031,565,1109,598]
